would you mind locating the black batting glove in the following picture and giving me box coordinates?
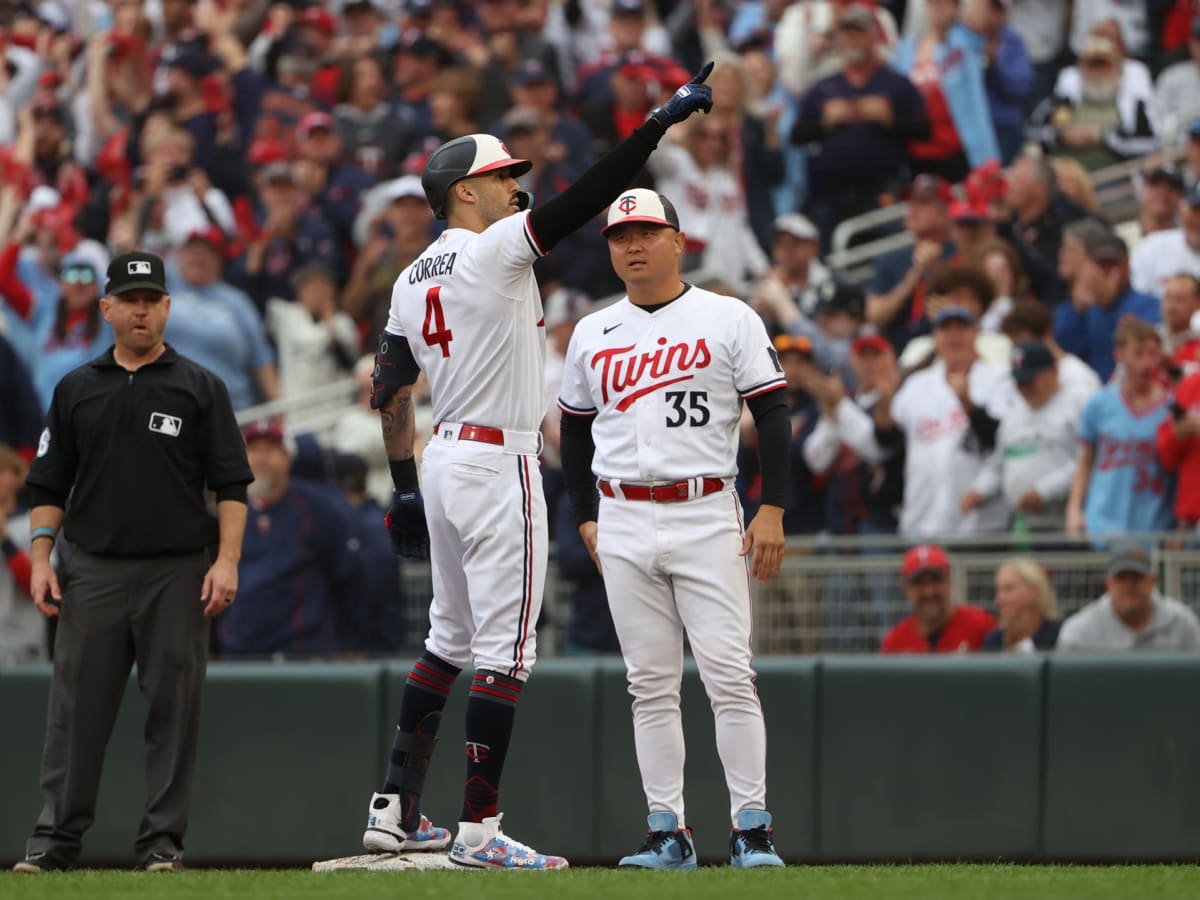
[648,61,715,129]
[385,489,430,559]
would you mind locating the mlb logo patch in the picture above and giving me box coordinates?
[149,412,182,437]
[128,260,153,275]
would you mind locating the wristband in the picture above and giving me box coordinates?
[31,527,58,544]
[389,458,419,492]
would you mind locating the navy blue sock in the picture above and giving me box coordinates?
[382,651,461,830]
[460,670,522,823]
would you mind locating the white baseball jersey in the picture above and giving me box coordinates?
[558,282,783,826]
[385,210,547,433]
[557,285,785,481]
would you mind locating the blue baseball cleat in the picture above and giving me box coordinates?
[729,809,784,868]
[619,811,698,869]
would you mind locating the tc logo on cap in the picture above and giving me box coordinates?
[618,194,638,214]
[128,260,153,275]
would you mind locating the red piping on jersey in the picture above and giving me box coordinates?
[524,217,547,255]
[741,382,788,400]
[557,404,597,417]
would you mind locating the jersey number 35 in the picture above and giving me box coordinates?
[665,390,709,427]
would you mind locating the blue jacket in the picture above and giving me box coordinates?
[1053,288,1162,383]
[893,25,1000,168]
[984,26,1034,132]
[220,479,365,657]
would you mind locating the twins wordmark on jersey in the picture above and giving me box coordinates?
[558,285,786,483]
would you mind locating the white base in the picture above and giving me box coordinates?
[312,852,458,872]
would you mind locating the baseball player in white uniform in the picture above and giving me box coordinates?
[360,68,716,870]
[558,189,790,869]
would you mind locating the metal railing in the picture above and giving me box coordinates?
[373,532,1200,658]
[825,155,1148,284]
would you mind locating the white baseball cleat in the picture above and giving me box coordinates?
[449,813,569,870]
[363,792,451,853]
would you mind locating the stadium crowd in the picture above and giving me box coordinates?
[5,0,1200,661]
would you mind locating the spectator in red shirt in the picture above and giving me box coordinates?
[881,544,996,653]
[1156,367,1200,527]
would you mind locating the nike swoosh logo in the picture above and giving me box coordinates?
[603,323,622,334]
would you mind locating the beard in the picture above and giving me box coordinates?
[841,45,869,66]
[247,475,279,501]
[1081,75,1119,103]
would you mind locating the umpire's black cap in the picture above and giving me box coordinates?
[105,251,168,296]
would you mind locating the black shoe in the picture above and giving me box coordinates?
[12,853,70,874]
[141,852,183,872]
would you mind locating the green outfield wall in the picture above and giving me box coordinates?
[1,656,1197,866]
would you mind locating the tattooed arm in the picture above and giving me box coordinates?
[381,384,417,465]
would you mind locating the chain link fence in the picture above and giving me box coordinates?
[387,534,1200,657]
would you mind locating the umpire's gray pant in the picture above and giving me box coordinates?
[25,547,210,867]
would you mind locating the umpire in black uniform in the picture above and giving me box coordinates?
[12,251,252,873]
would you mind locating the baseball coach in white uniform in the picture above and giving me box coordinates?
[558,189,790,869]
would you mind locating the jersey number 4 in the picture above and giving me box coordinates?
[422,286,454,358]
[665,391,710,427]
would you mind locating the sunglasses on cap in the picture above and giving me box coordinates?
[61,265,96,284]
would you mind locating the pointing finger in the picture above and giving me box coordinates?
[691,61,714,85]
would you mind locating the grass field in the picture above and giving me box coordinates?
[5,865,1200,900]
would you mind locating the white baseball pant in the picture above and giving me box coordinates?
[596,488,768,826]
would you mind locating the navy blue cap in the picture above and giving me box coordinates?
[933,305,977,328]
[813,280,865,319]
[514,58,554,87]
[1011,341,1055,384]
[162,44,219,78]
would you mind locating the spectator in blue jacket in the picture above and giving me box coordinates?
[333,452,409,654]
[742,334,827,535]
[964,0,1034,164]
[553,490,619,655]
[230,163,341,312]
[791,4,930,249]
[892,0,1001,183]
[1053,226,1161,382]
[291,111,378,256]
[220,422,366,657]
[165,228,280,411]
[0,333,41,465]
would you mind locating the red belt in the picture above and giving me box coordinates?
[434,423,505,446]
[598,478,725,502]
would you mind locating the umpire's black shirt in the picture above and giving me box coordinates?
[26,345,253,557]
